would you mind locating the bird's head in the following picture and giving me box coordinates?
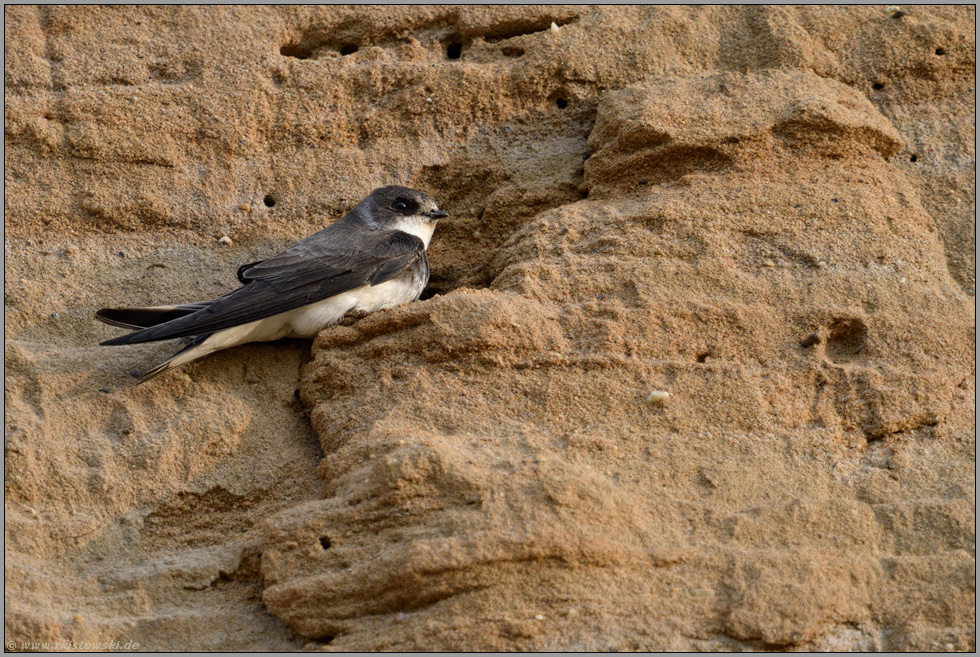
[365,186,448,226]
[355,186,448,248]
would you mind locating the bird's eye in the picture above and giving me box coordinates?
[392,199,410,212]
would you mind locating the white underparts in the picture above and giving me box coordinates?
[168,277,420,369]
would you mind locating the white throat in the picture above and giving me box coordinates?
[393,215,437,249]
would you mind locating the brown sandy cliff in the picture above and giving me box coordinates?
[4,5,976,651]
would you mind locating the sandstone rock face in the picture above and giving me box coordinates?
[4,5,975,651]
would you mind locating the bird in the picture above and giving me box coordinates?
[96,185,448,383]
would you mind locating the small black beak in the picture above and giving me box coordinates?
[425,210,449,219]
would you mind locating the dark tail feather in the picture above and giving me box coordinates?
[137,334,211,384]
[96,306,202,330]
[97,295,230,344]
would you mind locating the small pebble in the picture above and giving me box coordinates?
[73,613,84,624]
[65,245,78,256]
[817,260,827,268]
[534,614,545,621]
[566,608,579,618]
[899,277,907,284]
[425,97,433,103]
[98,387,110,394]
[472,230,482,238]
[646,390,670,404]
[129,368,143,379]
[550,21,560,33]
[218,235,232,245]
[762,259,775,268]
[237,203,251,212]
[800,332,821,348]
[638,178,648,185]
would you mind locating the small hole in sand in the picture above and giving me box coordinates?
[501,45,525,57]
[826,317,868,362]
[935,47,946,55]
[696,351,711,363]
[446,42,463,59]
[264,195,277,208]
[555,98,568,109]
[339,44,358,56]
[872,82,885,91]
[280,43,312,60]
[909,154,918,163]
[319,536,331,549]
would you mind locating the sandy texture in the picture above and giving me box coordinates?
[4,5,975,651]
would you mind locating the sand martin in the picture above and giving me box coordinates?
[97,186,447,382]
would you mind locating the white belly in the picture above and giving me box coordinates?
[232,278,417,339]
[283,278,419,338]
[146,278,424,377]
[186,278,420,362]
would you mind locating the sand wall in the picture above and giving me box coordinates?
[4,5,975,651]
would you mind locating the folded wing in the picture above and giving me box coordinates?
[100,229,425,346]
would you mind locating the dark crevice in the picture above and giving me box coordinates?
[264,195,277,208]
[482,16,577,42]
[319,536,331,549]
[825,317,868,363]
[280,42,314,60]
[872,82,885,91]
[280,15,577,62]
[421,266,490,300]
[865,414,940,441]
[281,33,360,60]
[419,287,441,301]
